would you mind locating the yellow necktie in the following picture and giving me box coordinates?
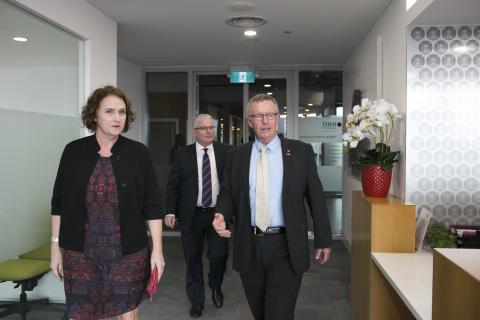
[255,146,270,231]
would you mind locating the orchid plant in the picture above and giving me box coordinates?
[343,98,402,171]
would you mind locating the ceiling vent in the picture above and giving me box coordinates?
[226,16,267,28]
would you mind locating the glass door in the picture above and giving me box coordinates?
[196,74,244,146]
[245,71,293,142]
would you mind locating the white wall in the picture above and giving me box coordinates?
[341,0,432,247]
[118,57,145,143]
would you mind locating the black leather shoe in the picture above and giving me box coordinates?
[190,304,203,318]
[212,288,223,307]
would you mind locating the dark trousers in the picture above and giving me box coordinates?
[181,208,229,305]
[240,234,303,320]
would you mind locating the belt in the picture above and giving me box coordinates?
[196,207,215,213]
[252,226,286,236]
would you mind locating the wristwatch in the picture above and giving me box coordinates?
[51,236,59,243]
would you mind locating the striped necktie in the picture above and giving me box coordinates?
[255,146,270,231]
[201,148,212,207]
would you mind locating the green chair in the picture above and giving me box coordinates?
[0,244,66,319]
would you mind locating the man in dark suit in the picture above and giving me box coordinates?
[213,94,332,320]
[164,114,232,318]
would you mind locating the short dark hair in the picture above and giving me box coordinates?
[247,94,279,115]
[81,85,135,133]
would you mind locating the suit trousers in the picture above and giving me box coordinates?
[240,233,303,320]
[181,208,229,305]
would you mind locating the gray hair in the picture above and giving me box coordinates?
[194,114,214,128]
[247,94,279,115]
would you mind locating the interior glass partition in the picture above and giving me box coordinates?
[298,70,343,235]
[0,0,84,260]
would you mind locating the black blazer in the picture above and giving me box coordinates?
[51,135,162,254]
[216,137,333,274]
[164,142,233,232]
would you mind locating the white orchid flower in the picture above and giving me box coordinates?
[361,98,370,108]
[352,104,360,114]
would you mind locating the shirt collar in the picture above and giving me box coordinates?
[196,142,213,152]
[254,135,280,152]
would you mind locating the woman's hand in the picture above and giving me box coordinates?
[150,248,165,283]
[50,243,63,281]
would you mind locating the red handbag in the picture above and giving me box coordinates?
[146,265,158,301]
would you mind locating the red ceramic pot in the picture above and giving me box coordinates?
[361,165,392,197]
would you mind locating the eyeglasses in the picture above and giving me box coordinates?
[194,126,215,132]
[249,112,278,122]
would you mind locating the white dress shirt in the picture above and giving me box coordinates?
[196,142,219,207]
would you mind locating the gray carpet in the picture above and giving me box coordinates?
[1,238,352,320]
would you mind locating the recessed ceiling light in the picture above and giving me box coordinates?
[305,108,310,112]
[266,92,273,95]
[264,84,271,88]
[307,103,313,106]
[226,16,267,28]
[244,30,257,37]
[13,37,28,42]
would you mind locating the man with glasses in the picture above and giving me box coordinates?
[164,114,232,318]
[213,94,332,320]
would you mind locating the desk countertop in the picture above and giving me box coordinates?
[434,248,480,282]
[371,251,433,320]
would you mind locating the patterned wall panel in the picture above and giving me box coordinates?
[407,24,480,226]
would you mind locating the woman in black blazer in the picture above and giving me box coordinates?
[50,86,164,320]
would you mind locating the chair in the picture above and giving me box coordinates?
[0,244,66,319]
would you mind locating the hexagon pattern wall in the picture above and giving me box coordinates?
[407,25,480,226]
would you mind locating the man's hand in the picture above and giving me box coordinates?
[212,213,231,238]
[315,248,332,264]
[164,215,176,229]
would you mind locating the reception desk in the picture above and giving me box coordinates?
[432,248,480,319]
[371,249,480,320]
[371,252,432,320]
[351,191,480,320]
[350,191,416,320]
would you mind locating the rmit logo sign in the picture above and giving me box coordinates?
[322,122,342,128]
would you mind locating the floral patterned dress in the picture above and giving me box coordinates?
[62,157,149,319]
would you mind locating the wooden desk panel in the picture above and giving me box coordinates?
[351,191,416,320]
[432,249,480,320]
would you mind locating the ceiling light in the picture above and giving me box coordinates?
[305,108,310,112]
[264,84,271,88]
[307,103,313,106]
[13,37,28,42]
[226,16,267,28]
[266,92,273,95]
[244,30,257,37]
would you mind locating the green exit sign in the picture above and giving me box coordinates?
[230,71,255,83]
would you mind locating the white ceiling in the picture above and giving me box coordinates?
[86,0,392,67]
[413,0,480,26]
